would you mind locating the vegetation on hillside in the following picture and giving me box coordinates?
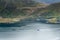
[0,0,39,18]
[41,2,60,19]
[0,0,48,23]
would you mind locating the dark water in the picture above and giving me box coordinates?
[0,22,60,40]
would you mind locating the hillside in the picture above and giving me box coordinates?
[0,0,48,23]
[0,0,46,18]
[40,2,60,23]
[41,3,60,18]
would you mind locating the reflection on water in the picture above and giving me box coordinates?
[0,23,60,40]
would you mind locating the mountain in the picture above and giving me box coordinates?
[0,0,37,18]
[40,2,60,23]
[41,2,60,18]
[0,0,48,23]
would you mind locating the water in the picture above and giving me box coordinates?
[0,22,60,40]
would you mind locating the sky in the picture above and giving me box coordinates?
[34,0,60,4]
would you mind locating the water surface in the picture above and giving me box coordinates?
[0,22,60,40]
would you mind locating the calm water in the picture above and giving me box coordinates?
[0,22,60,40]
